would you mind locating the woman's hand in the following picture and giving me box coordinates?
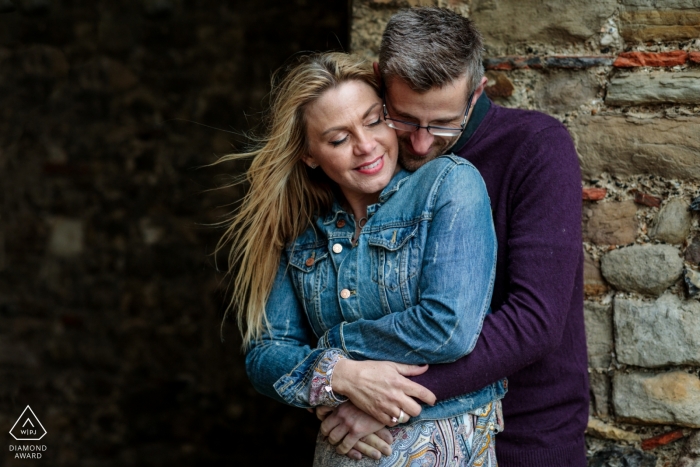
[331,359,436,426]
[317,403,393,460]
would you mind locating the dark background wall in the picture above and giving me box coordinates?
[0,1,348,465]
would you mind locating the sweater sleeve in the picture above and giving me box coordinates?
[410,124,583,400]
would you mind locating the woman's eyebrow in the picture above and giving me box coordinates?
[321,103,380,136]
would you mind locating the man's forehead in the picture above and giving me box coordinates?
[384,74,470,95]
[384,75,469,116]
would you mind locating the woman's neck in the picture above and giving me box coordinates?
[342,192,378,224]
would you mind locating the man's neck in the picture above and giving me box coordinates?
[445,93,491,155]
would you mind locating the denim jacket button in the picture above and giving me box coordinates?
[332,243,343,254]
[336,219,346,228]
[340,289,351,299]
[305,257,315,267]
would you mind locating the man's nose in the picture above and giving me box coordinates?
[409,128,434,156]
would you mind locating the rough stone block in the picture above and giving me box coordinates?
[606,71,700,106]
[571,116,700,181]
[678,454,700,466]
[613,371,700,428]
[686,431,700,453]
[686,268,700,298]
[471,0,617,51]
[583,201,637,245]
[650,198,692,244]
[484,55,613,71]
[686,237,700,265]
[588,417,640,441]
[535,70,599,113]
[585,301,613,368]
[350,2,393,60]
[615,294,700,367]
[601,244,683,295]
[621,0,700,7]
[47,218,84,257]
[585,252,609,296]
[590,372,612,418]
[588,446,656,467]
[620,10,700,42]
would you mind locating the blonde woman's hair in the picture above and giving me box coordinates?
[216,52,378,348]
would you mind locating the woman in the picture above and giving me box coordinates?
[218,52,506,466]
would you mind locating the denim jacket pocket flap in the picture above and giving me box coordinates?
[367,224,419,251]
[288,245,329,273]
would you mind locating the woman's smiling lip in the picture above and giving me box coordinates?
[355,155,384,174]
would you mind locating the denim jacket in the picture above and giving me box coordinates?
[245,156,507,422]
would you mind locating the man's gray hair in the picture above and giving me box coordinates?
[379,7,484,93]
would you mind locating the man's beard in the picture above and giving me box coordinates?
[397,135,457,171]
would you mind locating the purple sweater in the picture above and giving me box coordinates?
[411,98,588,467]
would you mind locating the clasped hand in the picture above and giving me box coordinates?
[316,360,436,459]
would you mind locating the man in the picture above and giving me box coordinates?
[320,7,588,466]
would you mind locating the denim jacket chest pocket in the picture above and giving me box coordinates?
[288,244,330,333]
[368,223,421,293]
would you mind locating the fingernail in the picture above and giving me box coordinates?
[383,448,392,456]
[373,452,381,460]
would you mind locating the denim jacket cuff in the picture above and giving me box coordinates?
[319,323,346,353]
[273,348,327,407]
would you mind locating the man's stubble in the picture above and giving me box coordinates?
[397,133,459,172]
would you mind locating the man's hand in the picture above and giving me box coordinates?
[331,359,436,426]
[317,402,393,460]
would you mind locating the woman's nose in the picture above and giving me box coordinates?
[354,131,376,156]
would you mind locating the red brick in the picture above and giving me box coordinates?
[641,429,685,451]
[632,190,661,208]
[485,72,515,98]
[583,188,607,201]
[614,51,688,68]
[690,52,700,64]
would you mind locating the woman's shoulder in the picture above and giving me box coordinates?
[410,155,484,192]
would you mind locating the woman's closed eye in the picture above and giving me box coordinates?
[330,135,348,147]
[367,115,382,127]
[330,116,382,146]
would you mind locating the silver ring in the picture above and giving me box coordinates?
[391,415,398,423]
[398,409,406,423]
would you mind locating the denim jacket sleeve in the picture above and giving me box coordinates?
[245,250,345,408]
[319,162,497,364]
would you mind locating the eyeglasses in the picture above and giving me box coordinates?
[382,91,476,137]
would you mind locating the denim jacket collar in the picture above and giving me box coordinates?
[321,169,413,225]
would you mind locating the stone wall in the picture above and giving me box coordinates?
[0,1,346,465]
[351,1,700,465]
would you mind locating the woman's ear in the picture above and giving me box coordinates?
[302,154,319,169]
